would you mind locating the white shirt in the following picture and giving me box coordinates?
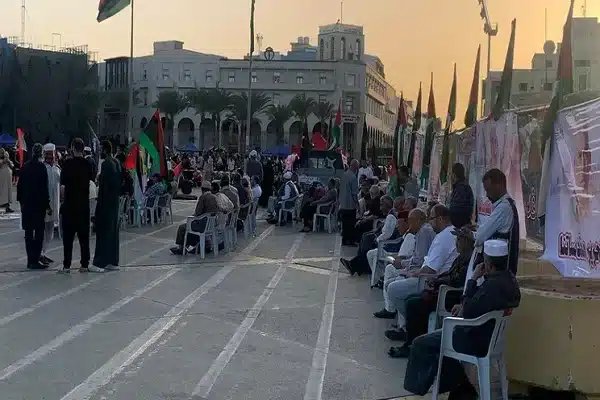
[376,213,397,243]
[252,185,262,200]
[474,194,514,246]
[89,181,98,199]
[358,166,374,182]
[397,233,416,257]
[423,225,458,274]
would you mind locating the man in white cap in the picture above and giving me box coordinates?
[41,143,60,265]
[402,238,521,397]
[267,170,298,225]
[245,150,263,183]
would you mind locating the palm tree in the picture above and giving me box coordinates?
[312,100,335,135]
[229,91,271,152]
[205,88,235,148]
[266,104,293,145]
[152,89,188,145]
[289,93,316,127]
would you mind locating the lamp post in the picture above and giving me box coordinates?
[478,0,498,116]
[245,0,256,154]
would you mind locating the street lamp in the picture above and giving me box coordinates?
[51,33,62,50]
[478,0,498,116]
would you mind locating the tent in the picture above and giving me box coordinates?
[178,143,199,152]
[0,134,15,146]
[263,145,291,157]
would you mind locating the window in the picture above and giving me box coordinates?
[579,74,588,91]
[518,82,528,92]
[356,39,361,60]
[318,94,327,103]
[184,69,192,81]
[330,37,335,59]
[340,37,346,60]
[575,60,591,67]
[319,73,327,85]
[228,71,235,83]
[142,69,147,80]
[273,93,280,106]
[296,73,304,84]
[344,96,354,113]
[543,81,553,91]
[545,60,553,68]
[346,73,356,87]
[251,72,258,83]
[205,70,213,83]
[273,71,281,83]
[141,89,148,106]
[162,67,169,80]
[319,39,324,60]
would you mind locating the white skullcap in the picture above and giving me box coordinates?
[84,146,92,152]
[249,150,257,158]
[43,143,55,152]
[484,239,509,257]
[283,171,292,180]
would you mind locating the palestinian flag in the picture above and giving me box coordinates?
[538,0,574,224]
[125,143,145,206]
[328,103,342,150]
[464,45,481,128]
[491,19,516,120]
[440,64,457,185]
[97,0,131,22]
[421,73,437,187]
[406,83,422,174]
[140,109,168,178]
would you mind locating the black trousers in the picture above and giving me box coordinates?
[404,291,462,345]
[62,212,91,268]
[24,220,45,265]
[339,209,356,243]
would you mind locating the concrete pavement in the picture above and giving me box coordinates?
[0,197,412,400]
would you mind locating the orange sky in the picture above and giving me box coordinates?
[0,0,595,125]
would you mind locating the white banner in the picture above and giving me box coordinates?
[471,113,527,239]
[542,97,600,277]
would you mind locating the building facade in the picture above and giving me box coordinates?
[483,17,600,112]
[97,23,402,161]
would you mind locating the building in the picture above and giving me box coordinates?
[97,23,402,160]
[483,17,600,112]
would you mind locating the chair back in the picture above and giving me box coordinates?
[215,212,228,230]
[486,309,513,359]
[157,194,170,207]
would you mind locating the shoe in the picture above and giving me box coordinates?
[40,255,54,264]
[57,266,71,274]
[88,265,106,273]
[385,329,407,342]
[79,267,89,273]
[388,344,411,358]
[105,265,120,271]
[373,309,397,319]
[5,207,14,213]
[27,262,49,270]
[170,247,183,255]
[340,258,355,276]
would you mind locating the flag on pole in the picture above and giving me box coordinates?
[125,143,145,207]
[440,64,457,185]
[406,83,422,174]
[250,0,256,55]
[421,73,437,186]
[360,121,368,161]
[328,103,342,150]
[538,0,574,224]
[491,19,517,120]
[139,109,168,178]
[464,45,481,128]
[97,0,131,22]
[16,128,26,167]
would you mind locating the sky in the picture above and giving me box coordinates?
[0,0,596,126]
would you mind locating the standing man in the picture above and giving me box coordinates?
[398,165,420,199]
[41,143,61,265]
[17,143,50,270]
[59,138,94,273]
[339,159,359,246]
[448,163,474,228]
[92,140,122,272]
[245,150,263,182]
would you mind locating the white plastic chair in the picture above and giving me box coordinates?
[238,202,253,239]
[118,196,129,229]
[371,236,404,287]
[427,284,464,333]
[182,213,217,259]
[277,195,299,226]
[139,196,159,226]
[312,201,337,233]
[156,194,173,224]
[431,309,512,400]
[226,209,239,249]
[214,212,230,254]
[249,199,259,235]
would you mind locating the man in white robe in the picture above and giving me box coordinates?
[41,143,60,265]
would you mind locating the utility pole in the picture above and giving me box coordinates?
[478,0,498,117]
[21,0,26,46]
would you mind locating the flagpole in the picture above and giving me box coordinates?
[245,0,255,154]
[127,0,135,145]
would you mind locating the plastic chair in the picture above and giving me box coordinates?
[214,212,230,255]
[182,213,217,259]
[431,309,512,400]
[277,196,299,226]
[249,199,259,235]
[238,202,254,239]
[370,236,404,288]
[118,196,129,229]
[312,201,337,233]
[157,194,173,224]
[139,196,159,226]
[427,284,464,333]
[226,209,239,250]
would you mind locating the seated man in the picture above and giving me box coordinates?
[220,174,240,212]
[351,185,383,242]
[375,208,435,319]
[385,204,458,341]
[388,225,474,358]
[268,171,299,224]
[403,239,521,398]
[299,178,338,232]
[340,196,398,276]
[170,180,219,255]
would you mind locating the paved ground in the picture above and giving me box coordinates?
[0,195,412,400]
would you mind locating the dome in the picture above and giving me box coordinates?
[543,40,556,55]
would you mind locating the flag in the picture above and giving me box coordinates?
[360,121,368,161]
[440,64,457,185]
[173,162,183,178]
[16,128,26,167]
[464,45,481,128]
[491,19,517,120]
[538,0,574,223]
[406,83,422,174]
[390,95,403,177]
[97,0,131,23]
[421,73,437,186]
[139,109,167,178]
[125,143,145,206]
[328,103,342,150]
[370,129,376,167]
[250,0,256,55]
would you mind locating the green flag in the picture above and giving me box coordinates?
[421,73,437,186]
[140,109,167,178]
[491,19,516,120]
[97,0,131,22]
[406,83,422,174]
[464,45,481,128]
[440,64,457,185]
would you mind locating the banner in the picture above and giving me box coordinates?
[543,97,600,277]
[471,112,527,239]
[427,134,444,201]
[411,134,423,183]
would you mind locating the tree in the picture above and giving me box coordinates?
[312,100,335,134]
[289,93,316,126]
[266,104,293,145]
[229,91,271,152]
[105,88,141,114]
[152,89,188,134]
[205,88,235,148]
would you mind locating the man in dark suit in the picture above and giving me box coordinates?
[17,143,51,269]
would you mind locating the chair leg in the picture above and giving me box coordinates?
[183,231,188,255]
[199,235,205,259]
[477,360,492,400]
[312,215,317,232]
[431,349,444,400]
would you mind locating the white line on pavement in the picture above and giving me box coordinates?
[303,234,342,400]
[58,225,275,400]
[0,275,41,291]
[192,232,305,398]
[0,229,20,237]
[0,269,179,381]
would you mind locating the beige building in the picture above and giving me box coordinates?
[98,22,402,160]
